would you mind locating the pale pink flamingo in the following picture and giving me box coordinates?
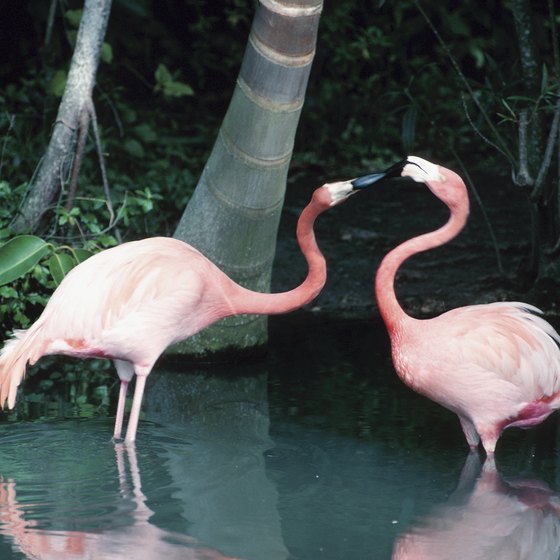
[0,175,377,443]
[372,156,560,455]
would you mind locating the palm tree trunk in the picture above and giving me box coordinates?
[172,0,323,358]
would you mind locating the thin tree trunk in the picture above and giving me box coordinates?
[11,0,112,234]
[511,0,542,181]
[172,0,323,358]
[509,0,545,280]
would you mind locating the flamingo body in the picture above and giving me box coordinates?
[30,238,234,363]
[0,178,371,443]
[375,157,560,454]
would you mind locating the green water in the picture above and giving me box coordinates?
[0,316,559,559]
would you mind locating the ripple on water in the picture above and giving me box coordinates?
[0,419,136,532]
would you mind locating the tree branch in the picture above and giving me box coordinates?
[532,97,560,201]
[64,107,90,211]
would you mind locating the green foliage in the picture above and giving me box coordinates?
[0,169,164,418]
[0,239,113,421]
[0,0,249,416]
[49,69,67,97]
[10,356,112,422]
[154,63,194,98]
[0,235,51,286]
[65,9,83,28]
[294,1,558,177]
[0,181,24,237]
[0,234,94,326]
[47,251,78,285]
[101,42,113,64]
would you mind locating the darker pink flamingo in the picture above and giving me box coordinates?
[371,156,560,455]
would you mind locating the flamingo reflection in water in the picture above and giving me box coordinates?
[0,444,241,560]
[392,454,560,559]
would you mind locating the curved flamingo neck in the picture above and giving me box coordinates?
[227,189,329,316]
[375,187,469,334]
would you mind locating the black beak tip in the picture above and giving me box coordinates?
[351,159,409,190]
[351,172,386,190]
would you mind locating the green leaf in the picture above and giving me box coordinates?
[0,236,51,286]
[541,63,549,96]
[73,249,93,264]
[163,81,194,98]
[500,98,517,119]
[154,64,194,98]
[155,63,173,86]
[97,235,118,247]
[0,286,17,298]
[49,70,67,97]
[39,379,54,390]
[67,30,78,48]
[445,13,469,36]
[470,46,485,69]
[133,124,157,143]
[47,252,76,286]
[121,107,137,124]
[101,42,113,64]
[65,9,83,27]
[124,139,145,158]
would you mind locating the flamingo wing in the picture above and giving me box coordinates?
[35,237,229,365]
[396,302,560,429]
[440,302,560,399]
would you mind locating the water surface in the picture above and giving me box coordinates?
[1,316,559,559]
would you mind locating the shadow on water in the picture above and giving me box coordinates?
[1,316,560,559]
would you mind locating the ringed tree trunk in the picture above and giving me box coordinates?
[11,0,112,234]
[172,0,323,358]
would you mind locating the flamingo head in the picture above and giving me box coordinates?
[352,156,466,211]
[402,156,468,212]
[322,168,393,207]
[401,156,444,183]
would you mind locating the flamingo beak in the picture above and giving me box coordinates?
[350,159,409,190]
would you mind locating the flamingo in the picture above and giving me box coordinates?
[370,156,560,455]
[0,174,378,443]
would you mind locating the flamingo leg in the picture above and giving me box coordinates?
[113,380,129,440]
[478,428,499,456]
[113,360,135,440]
[124,369,149,444]
[459,416,480,450]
